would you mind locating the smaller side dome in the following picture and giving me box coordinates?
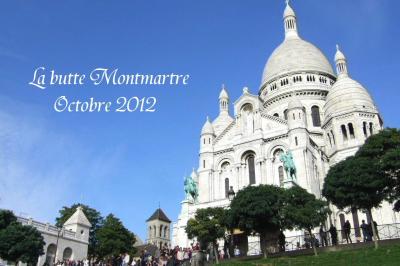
[324,77,376,120]
[201,116,215,135]
[324,45,378,123]
[288,98,303,109]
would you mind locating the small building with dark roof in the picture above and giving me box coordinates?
[146,208,171,249]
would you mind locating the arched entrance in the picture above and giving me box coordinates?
[63,247,73,260]
[45,244,57,266]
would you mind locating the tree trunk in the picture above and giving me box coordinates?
[262,232,268,259]
[309,229,318,256]
[213,243,219,264]
[369,209,379,250]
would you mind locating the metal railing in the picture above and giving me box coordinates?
[283,223,400,251]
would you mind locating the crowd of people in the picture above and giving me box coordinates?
[299,220,380,250]
[46,221,381,266]
[133,243,203,266]
[53,259,90,266]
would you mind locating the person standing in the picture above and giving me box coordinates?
[319,225,328,247]
[329,225,338,246]
[343,220,352,244]
[360,220,370,242]
[234,246,240,257]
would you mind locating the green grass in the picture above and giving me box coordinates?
[219,245,400,266]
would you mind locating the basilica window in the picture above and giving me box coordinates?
[369,122,373,135]
[245,154,256,185]
[330,130,336,144]
[278,166,284,187]
[327,133,332,147]
[225,178,230,198]
[203,160,206,168]
[295,136,298,146]
[274,113,279,118]
[341,125,348,141]
[311,106,321,127]
[293,76,302,83]
[284,109,288,120]
[348,123,355,139]
[363,122,368,137]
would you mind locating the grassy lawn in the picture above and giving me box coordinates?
[219,245,400,266]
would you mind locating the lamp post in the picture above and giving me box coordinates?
[54,226,63,266]
[226,186,236,258]
[227,186,235,201]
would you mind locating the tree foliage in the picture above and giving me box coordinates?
[229,185,285,257]
[283,186,329,255]
[186,207,227,249]
[96,214,136,259]
[229,185,284,235]
[0,210,45,265]
[283,186,329,232]
[56,203,104,257]
[356,128,400,210]
[0,209,17,230]
[323,156,389,211]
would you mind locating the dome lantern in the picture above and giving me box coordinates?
[219,84,229,115]
[335,44,348,78]
[283,0,299,40]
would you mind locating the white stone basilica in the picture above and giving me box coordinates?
[172,2,399,249]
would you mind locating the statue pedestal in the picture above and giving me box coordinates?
[283,179,298,189]
[171,199,195,248]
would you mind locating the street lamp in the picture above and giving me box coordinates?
[227,186,235,201]
[54,226,63,265]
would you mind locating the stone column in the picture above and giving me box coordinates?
[234,164,240,192]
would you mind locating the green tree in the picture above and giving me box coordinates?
[0,221,45,265]
[186,207,227,264]
[283,186,329,255]
[0,210,17,230]
[355,128,400,210]
[229,185,285,258]
[322,156,389,249]
[56,203,104,257]
[96,214,136,260]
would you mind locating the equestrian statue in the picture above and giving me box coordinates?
[279,150,297,181]
[184,175,199,203]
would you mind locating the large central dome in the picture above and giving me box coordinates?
[260,2,334,88]
[261,38,334,85]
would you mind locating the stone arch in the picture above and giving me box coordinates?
[63,247,73,260]
[266,141,288,160]
[241,150,256,185]
[45,243,57,266]
[240,102,253,113]
[241,103,255,134]
[216,156,234,171]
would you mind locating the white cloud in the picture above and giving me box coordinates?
[0,96,120,224]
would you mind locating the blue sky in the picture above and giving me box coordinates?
[0,0,399,241]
